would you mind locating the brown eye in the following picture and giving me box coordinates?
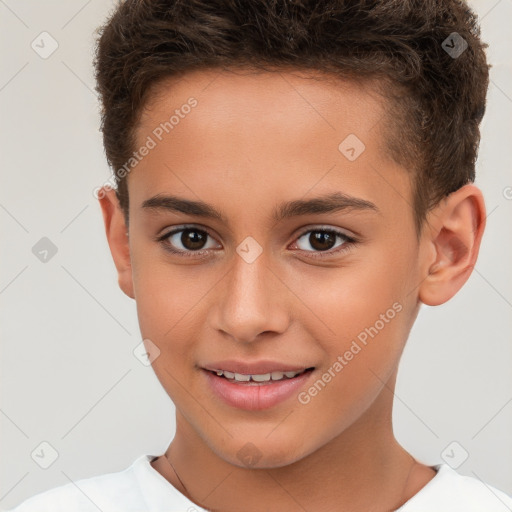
[158,225,221,256]
[179,228,208,250]
[307,231,337,251]
[294,228,356,257]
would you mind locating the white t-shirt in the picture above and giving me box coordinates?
[6,454,512,512]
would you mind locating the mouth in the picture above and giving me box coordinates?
[202,363,315,410]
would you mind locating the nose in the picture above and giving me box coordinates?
[210,249,290,344]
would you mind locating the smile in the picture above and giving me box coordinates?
[211,368,309,384]
[202,364,315,410]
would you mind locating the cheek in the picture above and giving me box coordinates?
[132,266,202,401]
[132,247,205,330]
[131,261,202,370]
[289,247,417,386]
[293,275,409,436]
[292,254,411,339]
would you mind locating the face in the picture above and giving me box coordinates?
[123,69,425,467]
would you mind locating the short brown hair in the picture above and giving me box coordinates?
[93,0,489,233]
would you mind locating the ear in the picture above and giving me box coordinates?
[98,186,135,299]
[418,184,486,306]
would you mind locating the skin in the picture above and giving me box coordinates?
[99,68,486,511]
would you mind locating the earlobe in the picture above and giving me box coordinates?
[98,186,135,299]
[418,185,486,306]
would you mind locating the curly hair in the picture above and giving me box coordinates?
[93,0,489,232]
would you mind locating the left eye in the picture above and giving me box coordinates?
[294,228,354,253]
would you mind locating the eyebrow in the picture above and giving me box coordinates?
[141,191,379,224]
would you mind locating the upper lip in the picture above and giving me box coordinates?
[202,360,314,375]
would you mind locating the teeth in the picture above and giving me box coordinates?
[213,369,304,382]
[251,373,271,382]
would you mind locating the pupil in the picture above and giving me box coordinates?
[310,231,335,251]
[182,229,206,250]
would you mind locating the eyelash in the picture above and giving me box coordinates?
[156,225,358,260]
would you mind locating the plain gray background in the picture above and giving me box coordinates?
[1,0,511,509]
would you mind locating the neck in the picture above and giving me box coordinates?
[153,372,436,512]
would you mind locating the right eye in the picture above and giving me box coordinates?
[157,225,221,257]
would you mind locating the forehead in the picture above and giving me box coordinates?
[138,68,387,145]
[129,68,412,229]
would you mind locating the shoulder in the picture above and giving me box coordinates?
[6,455,151,512]
[399,464,512,511]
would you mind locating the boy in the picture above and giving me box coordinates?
[8,0,512,510]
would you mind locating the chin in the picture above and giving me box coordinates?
[209,431,316,469]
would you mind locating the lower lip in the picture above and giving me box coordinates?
[203,369,314,411]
